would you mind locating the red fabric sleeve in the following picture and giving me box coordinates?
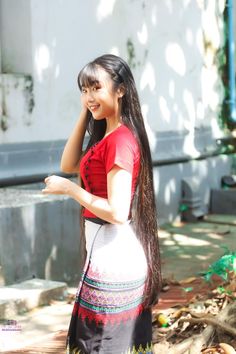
[103,134,135,174]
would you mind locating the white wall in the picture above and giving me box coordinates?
[0,0,32,74]
[0,0,226,148]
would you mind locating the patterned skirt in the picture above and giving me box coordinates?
[66,220,153,354]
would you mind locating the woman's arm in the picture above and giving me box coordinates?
[42,166,132,224]
[60,108,88,173]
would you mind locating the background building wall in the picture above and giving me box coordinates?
[0,0,225,143]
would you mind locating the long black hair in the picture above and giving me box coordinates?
[78,54,162,307]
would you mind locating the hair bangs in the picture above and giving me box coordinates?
[78,63,100,90]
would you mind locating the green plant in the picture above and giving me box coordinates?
[204,249,236,281]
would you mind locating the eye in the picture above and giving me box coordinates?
[81,88,87,94]
[93,84,101,91]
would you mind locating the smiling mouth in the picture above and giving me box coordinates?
[89,105,100,111]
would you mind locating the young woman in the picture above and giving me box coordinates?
[42,54,162,354]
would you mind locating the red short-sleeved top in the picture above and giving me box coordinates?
[80,124,140,218]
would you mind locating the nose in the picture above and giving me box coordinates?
[86,90,95,103]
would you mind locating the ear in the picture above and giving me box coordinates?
[117,84,125,98]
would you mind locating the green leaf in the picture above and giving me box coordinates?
[179,204,188,212]
[182,287,193,292]
[203,251,236,281]
[216,286,232,295]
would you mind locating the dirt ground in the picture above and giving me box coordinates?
[2,214,236,353]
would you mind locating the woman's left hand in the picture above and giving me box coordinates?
[42,175,73,195]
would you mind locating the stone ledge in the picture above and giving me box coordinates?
[0,278,67,319]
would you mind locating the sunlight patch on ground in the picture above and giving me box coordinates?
[192,227,219,233]
[191,227,229,240]
[170,234,211,246]
[0,302,72,351]
[207,233,226,240]
[195,254,212,260]
[180,254,192,259]
[159,230,172,239]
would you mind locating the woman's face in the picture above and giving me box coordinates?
[81,67,122,121]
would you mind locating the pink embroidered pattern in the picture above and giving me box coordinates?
[73,269,147,325]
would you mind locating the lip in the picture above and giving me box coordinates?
[89,104,100,111]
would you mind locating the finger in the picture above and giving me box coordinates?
[42,188,54,194]
[42,186,58,194]
[44,174,55,183]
